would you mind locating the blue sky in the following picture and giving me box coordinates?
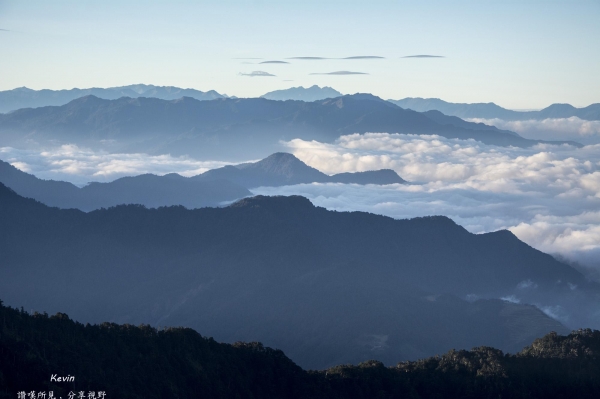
[1,0,599,108]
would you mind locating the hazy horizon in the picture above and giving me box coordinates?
[1,0,599,109]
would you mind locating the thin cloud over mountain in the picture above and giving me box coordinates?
[287,56,384,60]
[309,71,368,75]
[239,71,276,77]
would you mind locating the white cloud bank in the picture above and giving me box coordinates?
[467,117,600,144]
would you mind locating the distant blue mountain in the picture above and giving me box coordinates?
[261,85,342,101]
[0,84,226,113]
[388,98,600,121]
[0,94,579,160]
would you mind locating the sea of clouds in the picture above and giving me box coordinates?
[1,133,599,276]
[254,133,599,275]
[0,145,237,186]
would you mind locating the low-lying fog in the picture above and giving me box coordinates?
[467,117,600,145]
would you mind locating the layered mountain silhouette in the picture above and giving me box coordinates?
[0,84,226,113]
[0,159,250,210]
[0,153,403,210]
[193,152,406,187]
[261,85,343,101]
[2,301,600,398]
[389,97,600,121]
[0,94,576,160]
[3,183,597,369]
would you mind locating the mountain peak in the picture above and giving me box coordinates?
[254,152,303,166]
[66,94,107,107]
[240,152,322,178]
[343,93,385,102]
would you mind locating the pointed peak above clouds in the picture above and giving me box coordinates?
[237,152,323,176]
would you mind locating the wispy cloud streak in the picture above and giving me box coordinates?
[402,55,445,58]
[342,56,384,59]
[309,71,368,75]
[239,71,276,77]
[288,56,384,60]
[288,56,328,60]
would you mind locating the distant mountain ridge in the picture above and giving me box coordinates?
[261,85,343,101]
[0,153,404,210]
[0,84,226,113]
[0,94,577,160]
[388,97,600,121]
[3,183,596,368]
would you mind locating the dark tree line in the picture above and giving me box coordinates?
[1,300,599,398]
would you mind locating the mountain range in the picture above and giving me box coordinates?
[0,153,404,211]
[389,97,600,121]
[0,94,578,160]
[261,85,343,101]
[3,183,598,369]
[0,84,226,114]
[4,84,596,122]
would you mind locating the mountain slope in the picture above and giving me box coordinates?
[0,94,566,159]
[0,84,225,113]
[1,184,594,369]
[261,85,343,101]
[0,159,250,210]
[389,97,600,121]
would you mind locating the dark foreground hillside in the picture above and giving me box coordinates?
[0,302,599,399]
